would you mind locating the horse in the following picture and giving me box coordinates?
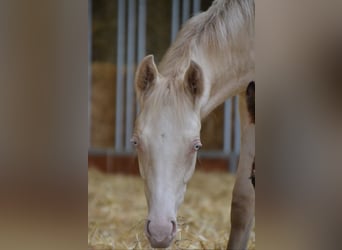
[132,0,255,248]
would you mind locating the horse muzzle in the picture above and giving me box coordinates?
[145,218,177,248]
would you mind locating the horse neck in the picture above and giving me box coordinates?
[158,0,254,118]
[198,44,254,119]
[158,40,253,120]
[191,47,252,119]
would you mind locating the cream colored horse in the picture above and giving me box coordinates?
[133,0,255,249]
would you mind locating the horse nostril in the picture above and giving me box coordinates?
[171,220,177,235]
[146,220,152,236]
[145,219,177,248]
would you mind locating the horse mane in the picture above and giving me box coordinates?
[159,0,254,77]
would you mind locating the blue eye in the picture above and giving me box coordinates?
[193,142,202,151]
[130,137,139,146]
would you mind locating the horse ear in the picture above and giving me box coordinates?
[185,60,204,104]
[135,55,158,104]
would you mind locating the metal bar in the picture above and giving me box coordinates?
[125,0,136,151]
[88,0,92,148]
[223,99,232,154]
[136,0,146,115]
[234,96,241,154]
[171,0,180,42]
[229,96,241,172]
[192,0,201,15]
[137,0,146,63]
[89,147,230,158]
[88,147,134,156]
[198,151,234,158]
[115,0,126,150]
[182,0,190,24]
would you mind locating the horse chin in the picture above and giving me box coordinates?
[148,235,174,248]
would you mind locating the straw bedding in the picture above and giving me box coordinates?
[88,168,255,250]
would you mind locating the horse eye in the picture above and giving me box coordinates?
[130,137,139,146]
[193,142,202,151]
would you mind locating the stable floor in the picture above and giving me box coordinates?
[88,168,255,250]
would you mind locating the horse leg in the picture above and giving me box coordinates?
[227,93,255,250]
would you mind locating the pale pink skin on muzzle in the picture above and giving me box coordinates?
[145,218,177,248]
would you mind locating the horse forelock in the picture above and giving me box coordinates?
[137,77,196,128]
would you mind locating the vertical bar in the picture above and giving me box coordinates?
[137,0,146,63]
[192,0,201,15]
[115,0,126,151]
[223,100,232,154]
[125,0,136,151]
[182,0,190,24]
[171,0,180,42]
[230,96,241,172]
[88,0,92,148]
[136,0,146,115]
[234,96,241,154]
